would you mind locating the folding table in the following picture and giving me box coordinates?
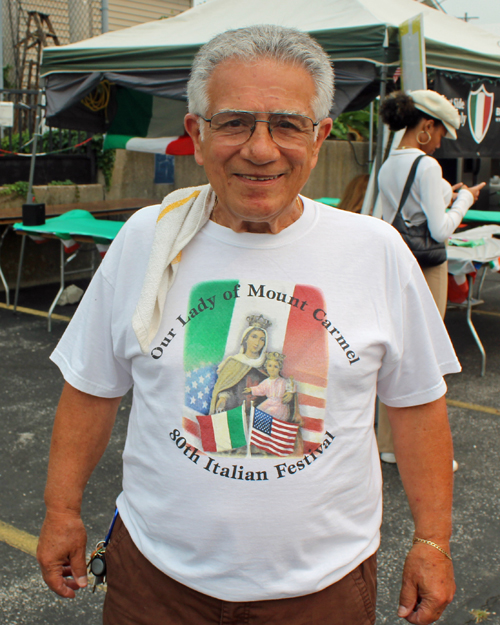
[447,225,500,376]
[13,210,125,330]
[1,198,147,307]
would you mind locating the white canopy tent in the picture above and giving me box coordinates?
[39,0,500,164]
[42,0,500,77]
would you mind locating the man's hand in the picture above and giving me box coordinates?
[37,509,88,598]
[397,543,455,624]
[387,397,455,624]
[37,383,121,596]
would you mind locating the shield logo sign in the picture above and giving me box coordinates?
[468,85,495,144]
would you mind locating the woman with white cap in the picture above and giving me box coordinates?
[377,90,485,467]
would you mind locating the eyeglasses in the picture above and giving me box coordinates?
[199,110,319,149]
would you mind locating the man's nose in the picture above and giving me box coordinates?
[240,120,280,162]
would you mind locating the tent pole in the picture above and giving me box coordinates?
[368,100,374,166]
[0,0,4,92]
[102,0,109,33]
[26,88,43,205]
[374,64,388,184]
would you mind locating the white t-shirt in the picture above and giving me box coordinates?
[378,148,474,242]
[51,197,460,602]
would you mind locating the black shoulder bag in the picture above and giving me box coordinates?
[391,154,447,268]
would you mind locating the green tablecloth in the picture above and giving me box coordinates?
[314,197,341,207]
[462,210,500,225]
[13,209,124,242]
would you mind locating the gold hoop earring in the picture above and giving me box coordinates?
[417,130,432,146]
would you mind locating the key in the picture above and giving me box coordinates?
[88,542,107,593]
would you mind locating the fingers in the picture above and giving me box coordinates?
[398,545,455,624]
[469,182,487,201]
[398,575,418,620]
[400,596,449,624]
[37,511,88,599]
[39,558,86,598]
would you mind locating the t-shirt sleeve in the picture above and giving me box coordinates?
[50,267,133,398]
[377,262,460,407]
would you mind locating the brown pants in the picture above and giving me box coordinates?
[103,515,377,625]
[377,261,448,453]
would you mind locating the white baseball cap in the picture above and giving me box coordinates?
[409,90,460,140]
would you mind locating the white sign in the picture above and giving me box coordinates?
[0,102,14,128]
[399,14,427,92]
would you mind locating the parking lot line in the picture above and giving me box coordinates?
[473,309,500,318]
[0,520,38,557]
[447,399,500,416]
[0,302,71,322]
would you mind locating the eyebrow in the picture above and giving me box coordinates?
[215,108,310,116]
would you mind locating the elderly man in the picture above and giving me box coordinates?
[37,25,457,625]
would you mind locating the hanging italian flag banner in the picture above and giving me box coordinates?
[182,280,329,457]
[103,86,194,155]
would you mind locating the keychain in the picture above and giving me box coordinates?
[87,508,119,592]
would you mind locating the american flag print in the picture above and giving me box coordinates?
[250,408,299,457]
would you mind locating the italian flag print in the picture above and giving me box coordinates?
[196,406,247,453]
[182,280,329,456]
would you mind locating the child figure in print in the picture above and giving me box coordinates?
[244,352,300,424]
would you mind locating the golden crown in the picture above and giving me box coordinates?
[247,314,272,330]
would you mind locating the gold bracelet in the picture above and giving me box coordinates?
[413,537,452,561]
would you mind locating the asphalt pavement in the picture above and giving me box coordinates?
[1,273,499,625]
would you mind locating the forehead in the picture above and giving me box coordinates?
[206,57,316,117]
[249,329,265,337]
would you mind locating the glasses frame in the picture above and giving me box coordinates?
[199,110,320,147]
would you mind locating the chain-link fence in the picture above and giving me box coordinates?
[3,0,102,90]
[1,0,101,185]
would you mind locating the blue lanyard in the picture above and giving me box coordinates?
[103,508,119,547]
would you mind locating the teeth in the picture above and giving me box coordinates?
[241,175,279,181]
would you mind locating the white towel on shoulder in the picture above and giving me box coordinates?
[132,184,216,353]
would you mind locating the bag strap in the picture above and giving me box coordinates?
[396,154,426,215]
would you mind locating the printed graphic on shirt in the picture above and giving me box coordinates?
[182,280,329,458]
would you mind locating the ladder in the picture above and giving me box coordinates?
[17,12,60,90]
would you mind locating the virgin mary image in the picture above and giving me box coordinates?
[209,315,271,415]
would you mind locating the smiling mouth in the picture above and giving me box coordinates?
[237,174,282,181]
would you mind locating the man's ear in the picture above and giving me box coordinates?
[184,114,204,166]
[311,117,333,162]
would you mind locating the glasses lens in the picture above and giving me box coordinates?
[270,114,315,148]
[209,112,254,144]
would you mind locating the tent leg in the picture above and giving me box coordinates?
[374,65,388,185]
[0,226,11,306]
[26,88,43,206]
[13,235,26,312]
[368,100,374,167]
[466,274,486,377]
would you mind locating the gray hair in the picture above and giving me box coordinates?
[187,25,334,121]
